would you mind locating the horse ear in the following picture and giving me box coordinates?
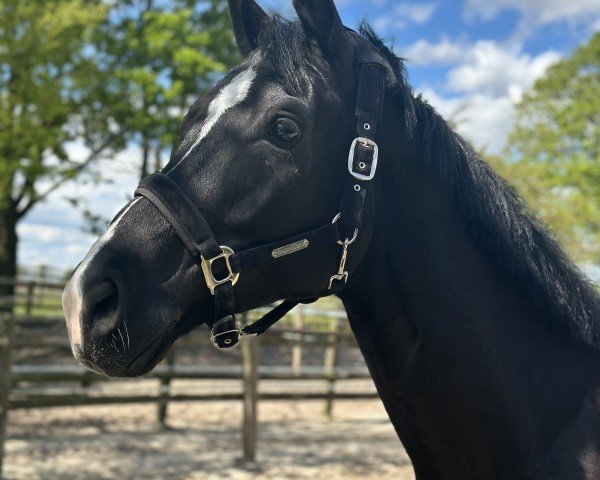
[293,0,353,68]
[228,0,270,57]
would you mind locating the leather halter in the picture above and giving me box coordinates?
[134,61,386,349]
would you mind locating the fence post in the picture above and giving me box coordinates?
[0,313,15,477]
[157,349,176,428]
[241,317,259,463]
[36,265,47,306]
[25,282,35,317]
[323,317,340,418]
[291,305,304,374]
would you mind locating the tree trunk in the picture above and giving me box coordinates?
[0,204,18,312]
[154,146,162,172]
[140,137,150,179]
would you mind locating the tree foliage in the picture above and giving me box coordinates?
[492,32,600,262]
[0,0,239,281]
[94,0,239,177]
[0,0,110,217]
[0,0,111,285]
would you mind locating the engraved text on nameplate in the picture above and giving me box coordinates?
[271,239,310,259]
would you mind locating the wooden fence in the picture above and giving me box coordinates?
[0,277,376,475]
[0,313,13,479]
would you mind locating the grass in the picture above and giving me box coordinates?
[9,281,348,332]
[11,284,65,319]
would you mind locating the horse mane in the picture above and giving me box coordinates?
[257,17,600,349]
[358,24,600,350]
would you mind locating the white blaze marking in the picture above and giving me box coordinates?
[178,68,256,164]
[63,197,141,346]
[65,68,256,344]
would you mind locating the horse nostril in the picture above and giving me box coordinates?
[94,284,118,318]
[85,280,121,338]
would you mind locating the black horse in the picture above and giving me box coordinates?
[62,1,600,478]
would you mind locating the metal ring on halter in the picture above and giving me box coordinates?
[200,246,240,295]
[210,323,242,348]
[331,213,359,245]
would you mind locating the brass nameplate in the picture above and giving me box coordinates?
[272,239,309,259]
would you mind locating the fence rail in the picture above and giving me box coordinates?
[0,276,375,475]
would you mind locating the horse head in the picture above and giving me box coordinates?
[62,0,394,376]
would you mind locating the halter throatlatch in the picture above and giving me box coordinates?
[134,61,386,349]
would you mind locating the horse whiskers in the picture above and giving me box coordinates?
[110,335,120,354]
[123,319,131,349]
[117,327,126,354]
[109,358,128,370]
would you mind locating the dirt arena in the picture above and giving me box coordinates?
[4,397,415,480]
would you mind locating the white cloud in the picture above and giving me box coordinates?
[402,39,561,97]
[395,3,438,24]
[418,88,514,153]
[260,0,296,17]
[416,88,464,119]
[464,0,600,44]
[373,2,438,32]
[18,224,66,243]
[465,0,600,25]
[581,264,600,283]
[19,146,141,270]
[412,39,561,154]
[446,41,561,98]
[402,38,470,66]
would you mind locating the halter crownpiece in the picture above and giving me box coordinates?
[134,60,386,349]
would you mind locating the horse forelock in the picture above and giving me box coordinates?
[257,16,331,97]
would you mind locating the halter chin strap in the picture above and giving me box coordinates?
[134,61,386,349]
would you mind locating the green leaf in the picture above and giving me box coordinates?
[501,32,600,262]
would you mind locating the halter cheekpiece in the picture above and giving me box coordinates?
[134,60,386,349]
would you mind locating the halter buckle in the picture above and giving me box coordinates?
[348,137,378,181]
[201,246,240,295]
[210,321,242,349]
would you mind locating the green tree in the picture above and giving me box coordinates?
[0,0,239,294]
[95,0,239,178]
[0,0,111,291]
[494,32,600,262]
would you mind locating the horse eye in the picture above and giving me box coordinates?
[270,118,301,146]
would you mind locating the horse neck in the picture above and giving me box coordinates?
[338,92,599,477]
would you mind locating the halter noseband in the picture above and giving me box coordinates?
[134,61,386,349]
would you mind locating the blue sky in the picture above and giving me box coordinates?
[18,0,600,273]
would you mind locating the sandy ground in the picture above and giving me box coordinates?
[4,396,415,480]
